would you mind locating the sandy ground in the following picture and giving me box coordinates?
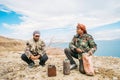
[0,48,120,80]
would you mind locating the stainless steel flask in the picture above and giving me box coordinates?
[63,59,70,75]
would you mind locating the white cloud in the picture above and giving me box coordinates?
[0,0,120,41]
[93,29,120,40]
[1,0,120,27]
[0,4,11,12]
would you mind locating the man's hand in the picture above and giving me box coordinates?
[30,54,41,60]
[36,55,41,59]
[88,51,92,56]
[30,55,37,60]
[76,48,83,53]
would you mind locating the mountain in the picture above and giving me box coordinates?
[0,35,25,51]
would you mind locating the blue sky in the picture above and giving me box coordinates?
[0,10,22,34]
[0,0,120,42]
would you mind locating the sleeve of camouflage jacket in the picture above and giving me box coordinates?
[41,40,46,50]
[24,41,32,58]
[69,36,77,51]
[38,40,46,56]
[87,35,97,54]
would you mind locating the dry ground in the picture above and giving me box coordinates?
[0,48,120,80]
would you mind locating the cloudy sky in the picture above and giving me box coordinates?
[0,0,120,42]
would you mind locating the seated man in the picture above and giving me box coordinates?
[64,23,97,75]
[21,30,48,68]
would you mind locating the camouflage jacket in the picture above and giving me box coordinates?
[69,34,97,58]
[25,39,46,58]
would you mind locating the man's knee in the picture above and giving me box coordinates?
[41,54,48,62]
[64,48,70,54]
[21,54,27,60]
[64,48,68,53]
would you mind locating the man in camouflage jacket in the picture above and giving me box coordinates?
[21,31,48,68]
[64,23,97,70]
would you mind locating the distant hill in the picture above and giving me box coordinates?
[0,35,25,51]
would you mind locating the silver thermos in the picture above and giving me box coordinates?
[63,59,70,75]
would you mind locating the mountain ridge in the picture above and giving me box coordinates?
[0,35,25,51]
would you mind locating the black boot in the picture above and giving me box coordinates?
[28,63,35,68]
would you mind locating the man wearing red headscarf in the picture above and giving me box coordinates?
[64,23,97,76]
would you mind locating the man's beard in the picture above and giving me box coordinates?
[34,38,39,42]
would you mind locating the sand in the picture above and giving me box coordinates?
[0,48,120,80]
